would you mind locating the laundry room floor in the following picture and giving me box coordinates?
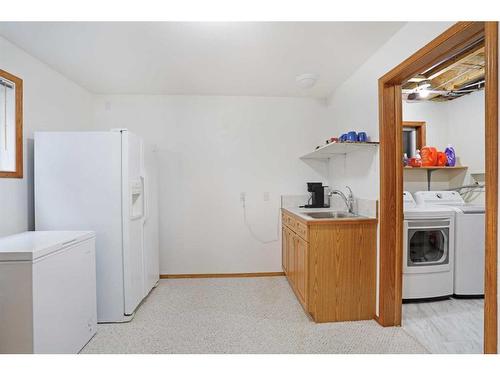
[81,277,427,354]
[402,298,484,354]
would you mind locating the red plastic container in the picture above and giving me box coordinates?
[409,157,421,167]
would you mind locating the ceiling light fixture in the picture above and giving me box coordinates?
[419,89,430,98]
[417,82,431,98]
[296,73,319,89]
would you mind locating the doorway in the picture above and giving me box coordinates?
[377,22,498,354]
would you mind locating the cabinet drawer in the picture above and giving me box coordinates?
[295,221,308,241]
[282,212,295,228]
[281,212,288,226]
[282,211,308,241]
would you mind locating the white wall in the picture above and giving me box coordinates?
[403,90,485,202]
[447,90,485,174]
[317,22,455,314]
[0,36,93,237]
[1,31,326,275]
[320,22,454,198]
[92,95,326,274]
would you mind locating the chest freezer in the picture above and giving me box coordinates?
[0,231,97,353]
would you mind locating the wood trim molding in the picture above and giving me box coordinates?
[0,69,23,179]
[484,21,498,355]
[378,21,498,353]
[380,22,485,85]
[378,82,404,326]
[160,272,285,279]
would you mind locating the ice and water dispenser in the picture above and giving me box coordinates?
[130,178,144,219]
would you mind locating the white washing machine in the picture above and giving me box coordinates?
[414,190,485,296]
[403,191,456,300]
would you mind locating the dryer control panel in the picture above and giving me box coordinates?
[414,190,464,206]
[403,191,417,208]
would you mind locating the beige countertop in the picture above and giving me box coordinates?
[282,207,378,223]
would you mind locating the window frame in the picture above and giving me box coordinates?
[402,121,426,151]
[0,69,23,179]
[402,127,417,158]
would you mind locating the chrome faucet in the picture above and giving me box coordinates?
[328,186,355,213]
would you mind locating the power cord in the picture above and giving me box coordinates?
[242,197,279,244]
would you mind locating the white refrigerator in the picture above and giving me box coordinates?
[34,129,159,323]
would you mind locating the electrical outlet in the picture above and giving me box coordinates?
[263,192,270,201]
[240,192,246,202]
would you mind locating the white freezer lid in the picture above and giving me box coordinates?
[0,231,95,261]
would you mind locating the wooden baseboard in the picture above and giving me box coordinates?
[160,272,285,279]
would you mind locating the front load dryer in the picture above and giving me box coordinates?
[414,190,485,296]
[403,191,456,300]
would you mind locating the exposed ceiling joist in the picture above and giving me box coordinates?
[423,42,484,80]
[403,40,485,102]
[433,65,485,91]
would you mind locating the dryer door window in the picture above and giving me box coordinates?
[408,228,449,266]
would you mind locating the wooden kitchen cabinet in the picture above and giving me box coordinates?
[281,208,377,323]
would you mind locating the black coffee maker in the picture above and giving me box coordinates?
[302,182,329,208]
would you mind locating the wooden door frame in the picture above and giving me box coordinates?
[378,21,498,354]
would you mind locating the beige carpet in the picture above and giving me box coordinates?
[82,277,427,354]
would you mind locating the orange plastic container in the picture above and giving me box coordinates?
[437,151,447,166]
[421,146,438,166]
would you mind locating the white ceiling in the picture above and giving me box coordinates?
[0,22,404,98]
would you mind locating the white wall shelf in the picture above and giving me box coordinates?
[404,166,468,190]
[403,166,468,171]
[300,142,379,160]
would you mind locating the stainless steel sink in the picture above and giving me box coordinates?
[304,211,359,219]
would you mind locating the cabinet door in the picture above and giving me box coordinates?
[287,228,296,284]
[295,236,308,306]
[281,226,288,273]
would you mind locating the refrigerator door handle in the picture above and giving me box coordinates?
[142,175,148,223]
